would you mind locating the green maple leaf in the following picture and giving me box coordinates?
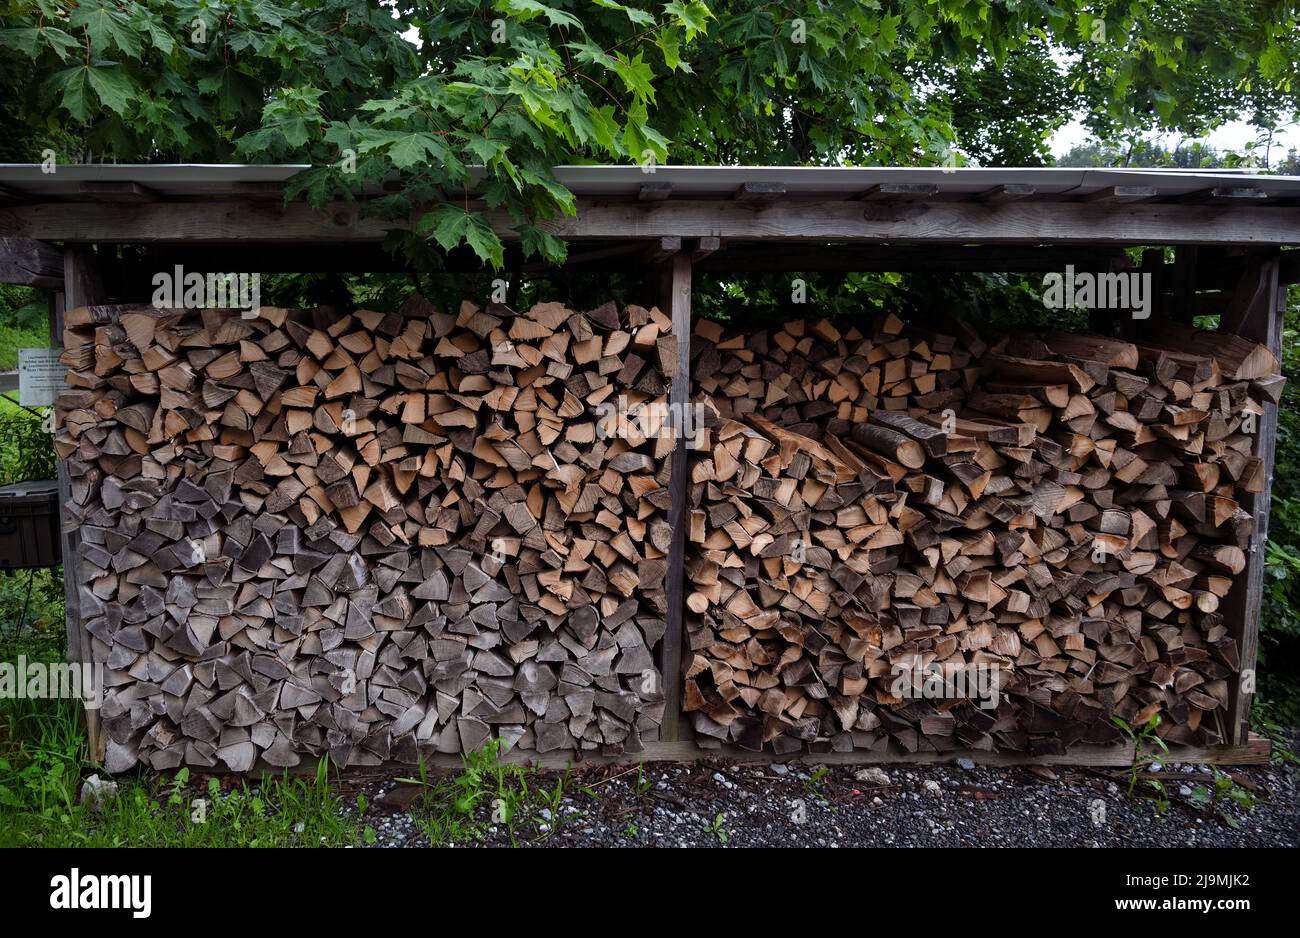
[86,65,136,116]
[70,2,142,58]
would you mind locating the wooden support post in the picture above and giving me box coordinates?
[1219,251,1283,745]
[1088,253,1130,336]
[58,245,106,762]
[657,251,691,742]
[1172,245,1199,322]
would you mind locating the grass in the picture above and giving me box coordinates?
[0,324,48,372]
[400,740,583,846]
[0,616,374,847]
[0,286,48,372]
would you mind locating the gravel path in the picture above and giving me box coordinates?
[349,744,1300,848]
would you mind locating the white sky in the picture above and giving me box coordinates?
[1049,116,1300,165]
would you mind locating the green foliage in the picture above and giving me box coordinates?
[703,810,727,844]
[1112,713,1171,815]
[0,285,49,371]
[0,692,369,846]
[1187,768,1257,829]
[0,404,57,485]
[1065,1,1300,144]
[0,567,64,645]
[4,2,1299,268]
[1254,284,1300,725]
[0,605,368,846]
[400,738,579,845]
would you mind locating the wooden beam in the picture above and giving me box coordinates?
[977,184,1036,203]
[696,244,1125,273]
[0,236,62,287]
[1219,252,1283,745]
[657,252,691,743]
[77,181,160,202]
[1083,185,1159,203]
[859,183,939,202]
[264,733,1273,773]
[690,236,721,262]
[7,198,1300,245]
[637,182,672,202]
[734,182,785,202]
[230,181,288,202]
[645,236,681,265]
[1177,186,1269,204]
[59,246,105,764]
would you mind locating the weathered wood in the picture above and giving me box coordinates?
[77,181,160,203]
[686,310,1280,755]
[0,236,62,287]
[7,198,1300,245]
[263,732,1272,773]
[56,293,675,771]
[1219,254,1284,744]
[734,182,786,202]
[1084,185,1159,203]
[658,253,691,742]
[59,246,105,762]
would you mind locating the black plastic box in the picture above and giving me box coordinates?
[0,479,61,569]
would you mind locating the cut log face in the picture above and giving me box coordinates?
[56,295,672,771]
[685,314,1279,755]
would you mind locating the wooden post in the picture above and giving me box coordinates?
[58,245,106,762]
[1219,250,1283,745]
[656,251,691,742]
[1172,245,1199,322]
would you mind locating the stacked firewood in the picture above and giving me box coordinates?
[685,316,1280,754]
[691,313,979,441]
[55,295,673,771]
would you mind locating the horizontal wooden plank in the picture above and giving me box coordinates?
[696,244,1126,273]
[6,199,1300,246]
[77,181,159,203]
[261,734,1272,775]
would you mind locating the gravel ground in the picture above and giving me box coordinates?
[347,740,1300,848]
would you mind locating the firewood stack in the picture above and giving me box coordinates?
[685,315,1281,755]
[55,295,673,771]
[691,313,980,441]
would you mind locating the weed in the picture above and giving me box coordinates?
[399,740,576,846]
[634,761,654,796]
[1188,769,1258,830]
[1112,713,1171,815]
[803,766,830,802]
[704,811,728,844]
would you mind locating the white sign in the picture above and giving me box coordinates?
[18,347,66,407]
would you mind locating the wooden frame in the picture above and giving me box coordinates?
[57,245,106,762]
[1219,252,1286,744]
[5,197,1300,245]
[5,184,1295,768]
